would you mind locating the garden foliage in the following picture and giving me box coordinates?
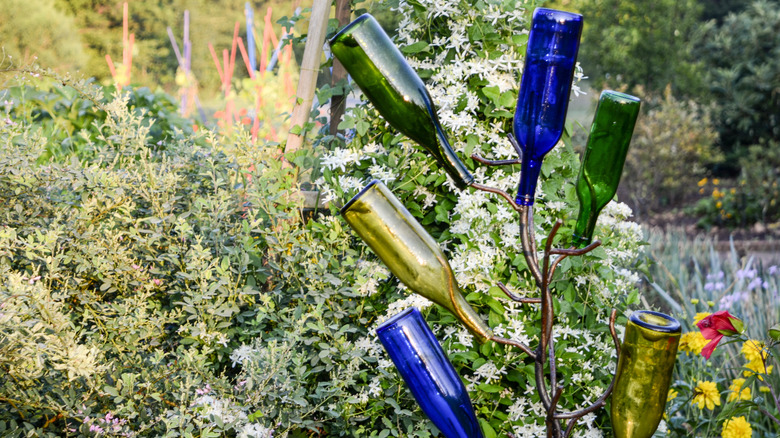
[644,231,780,436]
[617,86,720,218]
[2,1,647,437]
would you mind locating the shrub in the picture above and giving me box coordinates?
[617,86,721,218]
[693,139,780,228]
[0,67,196,161]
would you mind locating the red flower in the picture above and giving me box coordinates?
[696,310,744,359]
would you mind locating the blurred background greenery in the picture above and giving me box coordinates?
[1,0,778,230]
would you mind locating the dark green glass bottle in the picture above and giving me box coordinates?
[328,14,474,189]
[572,91,640,247]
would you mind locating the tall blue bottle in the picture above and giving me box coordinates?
[514,8,583,206]
[377,307,484,438]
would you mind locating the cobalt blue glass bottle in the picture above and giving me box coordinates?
[514,8,583,206]
[377,307,484,438]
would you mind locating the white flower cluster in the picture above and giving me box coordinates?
[319,0,646,434]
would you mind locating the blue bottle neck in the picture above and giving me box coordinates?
[515,158,543,206]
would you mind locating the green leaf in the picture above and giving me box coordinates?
[479,418,497,438]
[401,41,429,54]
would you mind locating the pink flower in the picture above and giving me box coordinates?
[696,310,744,359]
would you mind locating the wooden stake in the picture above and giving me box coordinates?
[330,0,350,136]
[284,0,330,153]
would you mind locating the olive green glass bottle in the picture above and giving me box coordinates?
[341,180,492,343]
[611,310,680,438]
[329,14,474,189]
[572,91,640,247]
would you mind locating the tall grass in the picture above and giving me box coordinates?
[643,228,780,337]
[643,228,780,436]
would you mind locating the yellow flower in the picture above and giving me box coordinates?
[716,201,723,209]
[743,359,773,379]
[713,178,720,185]
[741,340,767,363]
[679,331,709,355]
[727,378,751,402]
[692,380,721,410]
[693,312,711,324]
[760,386,771,393]
[667,388,678,401]
[713,188,723,199]
[722,416,752,438]
[698,178,708,187]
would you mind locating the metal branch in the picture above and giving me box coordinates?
[497,281,541,304]
[471,182,523,212]
[563,416,581,438]
[491,335,537,360]
[546,385,565,437]
[550,240,601,256]
[471,154,523,166]
[507,132,524,159]
[519,206,544,285]
[548,241,602,286]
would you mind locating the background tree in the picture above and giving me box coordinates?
[0,0,87,72]
[695,0,780,168]
[575,0,705,96]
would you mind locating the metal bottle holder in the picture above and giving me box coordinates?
[333,8,680,438]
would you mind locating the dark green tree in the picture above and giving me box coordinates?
[576,0,705,95]
[696,0,780,162]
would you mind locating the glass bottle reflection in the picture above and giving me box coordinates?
[514,8,583,206]
[377,307,484,438]
[329,14,474,189]
[341,180,493,343]
[572,91,640,248]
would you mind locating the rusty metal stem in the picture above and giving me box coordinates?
[470,156,617,437]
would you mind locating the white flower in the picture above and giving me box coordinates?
[472,361,506,384]
[238,423,274,438]
[321,148,362,172]
[230,344,257,367]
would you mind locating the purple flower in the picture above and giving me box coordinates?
[736,268,757,280]
[747,277,763,290]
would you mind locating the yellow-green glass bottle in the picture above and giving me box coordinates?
[611,310,680,438]
[328,14,474,189]
[572,91,640,247]
[340,180,492,343]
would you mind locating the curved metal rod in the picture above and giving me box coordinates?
[519,206,544,285]
[546,385,565,429]
[471,154,523,166]
[491,335,537,360]
[554,309,621,421]
[470,182,523,213]
[563,416,581,438]
[547,254,569,287]
[507,132,524,159]
[524,206,541,268]
[550,240,601,256]
[497,281,541,304]
[548,242,601,286]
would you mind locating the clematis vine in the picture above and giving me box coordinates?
[696,310,745,359]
